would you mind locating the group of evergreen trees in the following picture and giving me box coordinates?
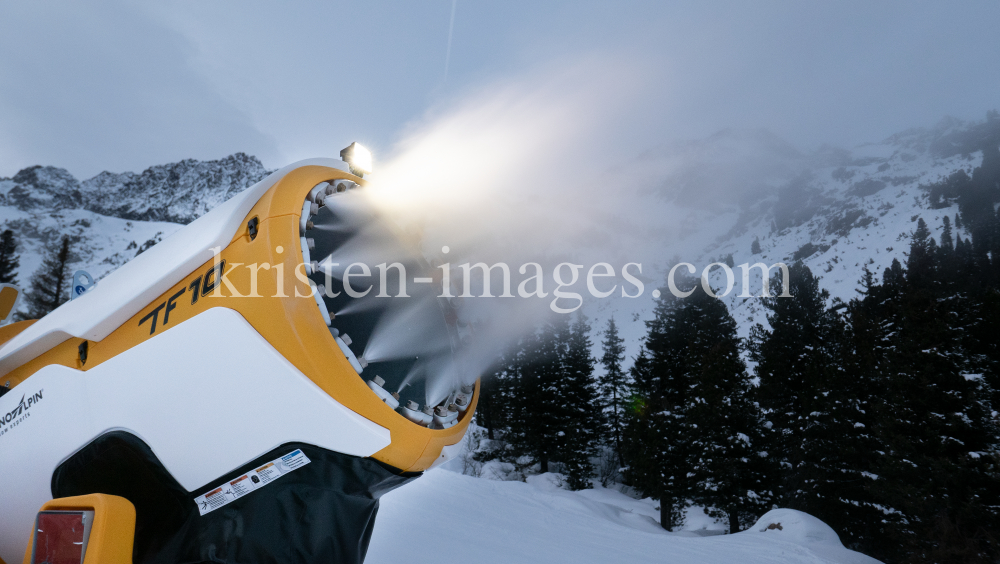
[478,209,1000,561]
[477,195,1000,562]
[21,236,73,319]
[623,276,773,533]
[0,229,75,321]
[478,314,603,490]
[765,211,1000,562]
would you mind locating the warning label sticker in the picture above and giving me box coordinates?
[194,449,311,516]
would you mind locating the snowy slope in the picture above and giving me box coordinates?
[368,462,882,564]
[584,115,1000,363]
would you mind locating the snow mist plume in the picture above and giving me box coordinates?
[357,56,663,401]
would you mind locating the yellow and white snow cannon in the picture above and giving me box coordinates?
[0,147,478,564]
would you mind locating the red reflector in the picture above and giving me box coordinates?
[31,510,93,564]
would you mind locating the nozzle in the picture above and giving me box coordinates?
[367,376,399,409]
[432,404,459,428]
[308,183,330,205]
[398,400,433,426]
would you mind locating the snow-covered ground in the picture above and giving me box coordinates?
[368,462,882,564]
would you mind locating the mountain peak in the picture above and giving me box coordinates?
[10,165,80,192]
[79,153,272,224]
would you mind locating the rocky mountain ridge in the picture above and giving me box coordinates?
[3,152,270,224]
[0,153,271,293]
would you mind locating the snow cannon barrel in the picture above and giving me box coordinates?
[0,152,478,564]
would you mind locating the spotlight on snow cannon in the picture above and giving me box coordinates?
[340,142,373,177]
[0,156,478,564]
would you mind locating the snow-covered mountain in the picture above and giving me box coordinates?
[592,114,1000,358]
[0,153,270,293]
[77,152,269,224]
[704,116,997,341]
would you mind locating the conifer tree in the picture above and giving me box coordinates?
[508,317,569,474]
[0,229,20,285]
[623,340,690,530]
[600,317,628,467]
[622,348,661,490]
[22,236,72,319]
[684,288,774,533]
[478,348,512,441]
[751,237,762,255]
[624,275,703,531]
[838,266,903,555]
[750,261,872,539]
[940,215,954,252]
[965,144,1000,241]
[872,219,1000,559]
[486,337,530,463]
[561,314,601,490]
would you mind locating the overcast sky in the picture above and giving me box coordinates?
[1,1,998,179]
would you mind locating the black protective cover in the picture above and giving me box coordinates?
[51,432,418,564]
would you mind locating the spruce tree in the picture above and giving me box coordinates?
[751,237,762,255]
[509,315,570,474]
[965,144,1000,241]
[749,261,831,499]
[684,288,774,533]
[872,219,1000,560]
[623,340,690,530]
[940,215,954,252]
[478,348,513,441]
[750,261,874,541]
[625,276,701,531]
[488,337,530,465]
[561,314,601,490]
[22,236,72,319]
[0,229,20,285]
[621,348,662,494]
[600,317,628,467]
[837,267,903,555]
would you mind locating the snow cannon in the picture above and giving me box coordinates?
[0,149,478,564]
